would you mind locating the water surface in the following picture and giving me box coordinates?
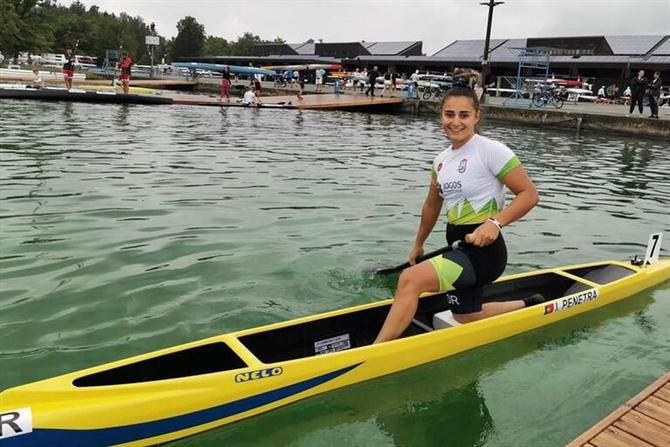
[1,101,668,446]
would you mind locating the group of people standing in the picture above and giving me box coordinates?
[46,47,133,94]
[627,69,663,119]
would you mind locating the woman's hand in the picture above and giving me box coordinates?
[409,244,425,265]
[465,220,500,247]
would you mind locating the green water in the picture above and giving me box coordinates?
[0,101,668,446]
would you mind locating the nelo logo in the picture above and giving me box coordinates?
[235,367,283,383]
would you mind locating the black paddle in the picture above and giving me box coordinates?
[370,240,464,275]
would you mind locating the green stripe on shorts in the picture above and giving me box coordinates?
[428,255,464,292]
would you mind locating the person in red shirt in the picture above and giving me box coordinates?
[117,51,134,94]
[62,48,75,90]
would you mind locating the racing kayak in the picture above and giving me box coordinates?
[1,241,668,446]
[171,62,275,77]
[261,64,342,71]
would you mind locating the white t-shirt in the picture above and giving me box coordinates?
[431,134,520,225]
[243,90,256,105]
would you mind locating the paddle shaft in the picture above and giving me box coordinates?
[374,241,463,275]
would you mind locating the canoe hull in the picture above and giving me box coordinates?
[0,87,172,105]
[1,259,668,446]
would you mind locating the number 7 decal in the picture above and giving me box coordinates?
[643,233,663,266]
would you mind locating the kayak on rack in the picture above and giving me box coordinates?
[0,234,667,447]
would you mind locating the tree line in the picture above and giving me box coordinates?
[0,0,285,64]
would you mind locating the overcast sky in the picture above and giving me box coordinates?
[64,0,669,54]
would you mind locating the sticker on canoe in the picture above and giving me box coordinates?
[235,367,283,383]
[0,408,32,440]
[314,334,351,355]
[544,289,599,315]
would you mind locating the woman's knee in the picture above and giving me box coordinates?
[396,265,438,294]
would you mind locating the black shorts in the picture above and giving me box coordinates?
[429,223,507,314]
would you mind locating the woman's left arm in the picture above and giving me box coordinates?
[496,164,539,227]
[466,165,539,246]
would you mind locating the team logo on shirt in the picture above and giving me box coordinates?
[437,162,444,172]
[458,159,468,173]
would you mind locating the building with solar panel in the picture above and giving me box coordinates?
[181,35,668,91]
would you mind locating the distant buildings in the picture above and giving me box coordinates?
[181,35,669,88]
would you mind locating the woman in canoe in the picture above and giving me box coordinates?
[374,80,541,344]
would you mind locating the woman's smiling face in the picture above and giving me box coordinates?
[441,95,480,149]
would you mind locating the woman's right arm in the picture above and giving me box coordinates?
[410,177,444,264]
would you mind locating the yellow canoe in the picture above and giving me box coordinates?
[0,257,668,446]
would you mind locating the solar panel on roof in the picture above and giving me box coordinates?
[365,41,419,55]
[605,36,664,55]
[652,38,670,55]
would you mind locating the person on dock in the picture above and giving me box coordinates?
[410,69,420,99]
[297,71,305,100]
[29,67,44,89]
[391,70,398,97]
[253,75,262,98]
[62,48,75,90]
[627,70,647,116]
[622,85,632,105]
[352,68,360,95]
[242,86,257,106]
[365,66,379,97]
[648,71,662,119]
[382,69,392,97]
[315,68,325,92]
[117,51,134,95]
[220,68,231,101]
[374,84,540,344]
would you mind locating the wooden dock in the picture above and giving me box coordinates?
[568,371,670,447]
[171,93,403,110]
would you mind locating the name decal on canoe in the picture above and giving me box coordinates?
[235,367,283,383]
[0,408,32,440]
[544,289,599,315]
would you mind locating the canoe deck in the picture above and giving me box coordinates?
[568,371,670,447]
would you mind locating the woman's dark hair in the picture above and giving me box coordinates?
[440,86,480,112]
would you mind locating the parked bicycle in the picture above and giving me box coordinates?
[531,90,564,108]
[422,86,444,101]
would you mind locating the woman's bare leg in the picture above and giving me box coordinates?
[374,262,440,344]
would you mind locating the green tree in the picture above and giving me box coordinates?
[230,32,263,56]
[0,0,53,58]
[172,16,205,59]
[203,36,229,56]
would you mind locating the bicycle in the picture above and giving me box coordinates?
[531,90,564,109]
[422,86,443,101]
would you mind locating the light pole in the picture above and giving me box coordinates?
[145,22,159,78]
[480,0,504,94]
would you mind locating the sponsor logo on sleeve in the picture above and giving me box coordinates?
[0,408,32,440]
[235,367,283,383]
[544,289,599,315]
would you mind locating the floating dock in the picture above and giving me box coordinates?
[568,371,670,447]
[0,85,172,105]
[171,93,403,110]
